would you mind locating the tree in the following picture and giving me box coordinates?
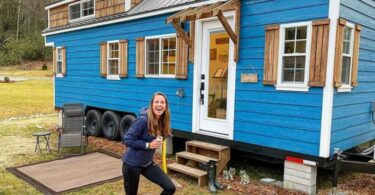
[0,0,54,65]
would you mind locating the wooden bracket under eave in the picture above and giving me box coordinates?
[172,21,192,48]
[214,1,240,62]
[216,10,237,44]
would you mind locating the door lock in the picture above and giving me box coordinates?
[200,82,205,105]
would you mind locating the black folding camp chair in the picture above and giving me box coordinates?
[58,103,88,156]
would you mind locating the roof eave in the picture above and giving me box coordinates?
[42,0,226,36]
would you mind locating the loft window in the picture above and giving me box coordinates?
[69,0,94,21]
[145,35,177,77]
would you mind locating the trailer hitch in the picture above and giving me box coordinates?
[332,149,375,194]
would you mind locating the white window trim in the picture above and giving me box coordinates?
[106,40,120,80]
[276,21,312,92]
[144,33,177,78]
[337,22,355,92]
[56,46,64,78]
[125,0,131,12]
[69,0,95,23]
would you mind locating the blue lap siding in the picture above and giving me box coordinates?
[47,0,330,157]
[233,0,328,156]
[331,0,375,154]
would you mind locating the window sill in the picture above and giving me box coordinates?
[275,84,309,92]
[145,75,176,79]
[337,86,352,93]
[106,75,120,80]
[55,74,64,78]
[69,15,95,23]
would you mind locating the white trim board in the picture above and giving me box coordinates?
[319,0,340,158]
[46,0,77,10]
[42,0,227,36]
[192,11,236,141]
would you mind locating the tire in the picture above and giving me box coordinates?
[85,110,102,137]
[119,115,135,141]
[101,111,120,140]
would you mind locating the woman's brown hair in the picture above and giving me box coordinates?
[147,92,172,138]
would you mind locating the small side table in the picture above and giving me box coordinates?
[33,132,51,153]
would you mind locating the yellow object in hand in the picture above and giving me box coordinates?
[162,139,167,173]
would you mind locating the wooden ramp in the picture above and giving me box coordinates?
[167,140,230,187]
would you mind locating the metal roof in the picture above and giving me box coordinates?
[43,0,213,34]
[128,0,198,15]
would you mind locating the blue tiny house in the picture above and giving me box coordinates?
[44,0,374,174]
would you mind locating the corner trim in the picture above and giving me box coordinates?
[319,0,340,158]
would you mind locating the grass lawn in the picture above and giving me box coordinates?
[0,116,232,195]
[0,62,53,78]
[0,80,54,119]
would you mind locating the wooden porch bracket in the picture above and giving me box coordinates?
[216,10,237,44]
[166,0,241,61]
[172,21,192,47]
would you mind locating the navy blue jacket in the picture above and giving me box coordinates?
[122,108,156,166]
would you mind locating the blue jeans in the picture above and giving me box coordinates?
[122,162,176,195]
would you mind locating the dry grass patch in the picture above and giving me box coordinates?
[0,62,53,77]
[0,80,54,119]
[0,115,57,195]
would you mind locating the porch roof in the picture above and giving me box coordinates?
[166,0,241,61]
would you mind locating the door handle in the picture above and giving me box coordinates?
[200,82,204,105]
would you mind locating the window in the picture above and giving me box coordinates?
[277,22,312,91]
[69,0,94,21]
[341,25,354,86]
[56,47,63,75]
[107,41,120,78]
[145,35,177,77]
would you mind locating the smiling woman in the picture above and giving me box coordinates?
[122,92,175,195]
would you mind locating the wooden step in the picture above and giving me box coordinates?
[186,140,228,152]
[186,140,230,176]
[167,163,207,187]
[177,151,218,164]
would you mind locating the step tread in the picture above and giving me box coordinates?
[186,140,228,151]
[167,163,207,177]
[177,151,218,163]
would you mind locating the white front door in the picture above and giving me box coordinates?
[193,16,236,139]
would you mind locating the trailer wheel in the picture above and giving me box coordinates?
[119,115,135,141]
[101,111,120,140]
[85,109,102,137]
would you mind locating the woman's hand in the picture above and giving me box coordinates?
[149,139,162,149]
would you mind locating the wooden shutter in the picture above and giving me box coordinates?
[61,47,66,76]
[263,24,280,85]
[189,21,195,64]
[176,35,189,79]
[333,18,347,87]
[351,24,361,86]
[52,47,56,75]
[119,40,128,78]
[309,19,330,87]
[100,42,107,77]
[136,37,145,78]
